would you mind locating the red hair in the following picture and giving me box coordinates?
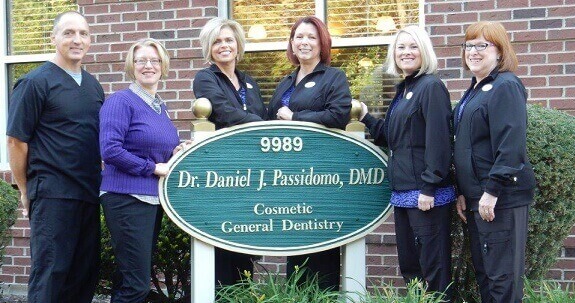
[462,21,518,72]
[286,16,332,66]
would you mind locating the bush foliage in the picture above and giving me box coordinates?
[451,105,575,302]
[0,180,19,265]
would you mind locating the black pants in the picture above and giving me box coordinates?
[28,198,100,303]
[214,248,256,286]
[467,205,529,303]
[101,193,163,303]
[287,248,340,290]
[394,204,452,299]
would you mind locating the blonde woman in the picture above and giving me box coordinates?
[193,17,266,129]
[193,17,265,286]
[100,38,183,301]
[359,25,455,299]
[454,21,536,303]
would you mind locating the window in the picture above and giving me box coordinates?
[0,0,77,169]
[327,0,420,39]
[227,0,421,49]
[232,0,315,44]
[8,0,76,55]
[228,0,422,120]
[8,63,43,93]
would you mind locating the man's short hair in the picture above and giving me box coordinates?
[52,11,86,35]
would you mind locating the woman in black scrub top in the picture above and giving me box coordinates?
[267,15,352,290]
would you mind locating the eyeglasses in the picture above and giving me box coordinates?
[134,58,161,66]
[462,43,494,51]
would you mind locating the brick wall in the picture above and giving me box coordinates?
[78,0,218,140]
[1,0,574,292]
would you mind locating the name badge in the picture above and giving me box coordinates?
[482,84,493,92]
[305,82,316,88]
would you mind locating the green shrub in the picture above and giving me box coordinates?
[0,180,19,265]
[97,210,115,295]
[98,213,191,302]
[451,105,575,302]
[149,215,191,302]
[524,106,575,280]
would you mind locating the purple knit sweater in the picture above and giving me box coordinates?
[100,88,180,196]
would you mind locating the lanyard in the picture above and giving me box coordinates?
[238,86,247,110]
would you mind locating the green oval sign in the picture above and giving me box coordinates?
[160,121,391,255]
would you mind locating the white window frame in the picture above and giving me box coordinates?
[0,1,53,170]
[221,0,425,52]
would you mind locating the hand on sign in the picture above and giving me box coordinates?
[277,106,294,120]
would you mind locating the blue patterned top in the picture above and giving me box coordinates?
[281,85,295,107]
[238,86,247,109]
[391,186,456,208]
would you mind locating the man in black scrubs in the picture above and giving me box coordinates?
[7,11,104,303]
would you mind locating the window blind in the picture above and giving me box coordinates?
[230,0,420,44]
[8,0,77,55]
[232,0,316,43]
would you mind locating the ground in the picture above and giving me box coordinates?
[0,295,109,303]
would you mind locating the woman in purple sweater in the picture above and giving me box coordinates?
[99,38,185,302]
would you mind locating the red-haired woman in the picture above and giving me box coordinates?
[267,16,352,290]
[267,16,351,129]
[454,21,536,303]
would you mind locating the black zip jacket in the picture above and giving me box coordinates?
[267,63,351,129]
[453,69,535,210]
[362,73,453,196]
[193,64,266,129]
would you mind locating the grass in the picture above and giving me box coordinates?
[215,266,575,303]
[215,266,448,303]
[523,279,575,303]
[216,266,343,303]
[356,280,448,303]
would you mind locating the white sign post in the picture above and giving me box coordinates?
[190,239,215,303]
